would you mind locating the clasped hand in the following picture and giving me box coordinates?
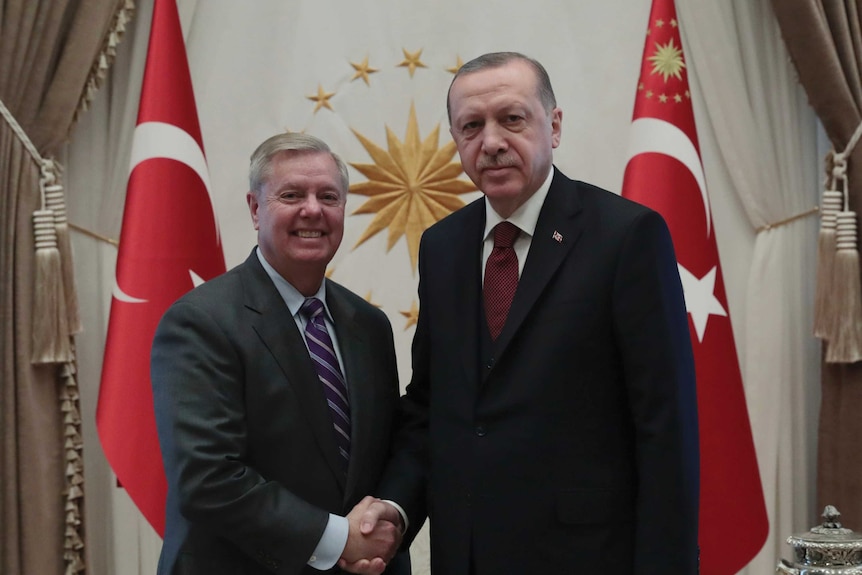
[339,496,402,574]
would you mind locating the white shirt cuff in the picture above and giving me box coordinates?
[382,499,409,534]
[308,513,348,570]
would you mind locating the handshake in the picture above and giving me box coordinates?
[339,496,404,574]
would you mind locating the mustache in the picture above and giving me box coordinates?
[476,154,516,170]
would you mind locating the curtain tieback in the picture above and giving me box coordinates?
[0,97,79,363]
[815,119,862,363]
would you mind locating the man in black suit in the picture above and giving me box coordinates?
[347,52,699,574]
[151,132,409,575]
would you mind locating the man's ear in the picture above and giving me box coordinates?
[551,108,562,149]
[247,191,260,230]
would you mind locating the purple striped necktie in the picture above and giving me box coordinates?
[300,297,351,469]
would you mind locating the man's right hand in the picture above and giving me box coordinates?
[339,497,403,574]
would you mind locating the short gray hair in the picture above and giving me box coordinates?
[248,132,349,196]
[447,52,557,123]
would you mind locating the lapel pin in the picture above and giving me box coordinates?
[552,230,563,243]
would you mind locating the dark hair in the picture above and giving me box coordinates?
[446,52,557,123]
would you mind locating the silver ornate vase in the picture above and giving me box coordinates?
[777,506,862,574]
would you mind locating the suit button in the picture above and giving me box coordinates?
[486,357,494,369]
[475,425,486,437]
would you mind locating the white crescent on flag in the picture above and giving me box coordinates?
[113,121,219,303]
[129,121,217,230]
[113,282,148,303]
[625,117,712,236]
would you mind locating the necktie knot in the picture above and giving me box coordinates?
[494,221,520,249]
[300,297,325,321]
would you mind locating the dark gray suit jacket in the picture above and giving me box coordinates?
[379,169,699,574]
[152,249,410,575]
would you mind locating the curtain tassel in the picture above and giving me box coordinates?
[826,210,862,362]
[814,179,843,338]
[825,149,862,363]
[32,209,72,363]
[44,170,82,334]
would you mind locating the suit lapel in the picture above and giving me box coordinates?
[241,253,347,490]
[454,202,486,385]
[490,170,585,368]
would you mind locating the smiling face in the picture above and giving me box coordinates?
[448,58,562,218]
[247,150,345,295]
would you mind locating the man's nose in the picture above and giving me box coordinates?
[300,195,322,216]
[480,123,508,156]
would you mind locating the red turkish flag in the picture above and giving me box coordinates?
[96,0,225,536]
[621,0,767,572]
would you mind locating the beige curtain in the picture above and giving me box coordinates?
[771,0,862,531]
[677,0,820,569]
[0,1,134,574]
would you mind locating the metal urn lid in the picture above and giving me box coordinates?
[777,506,862,574]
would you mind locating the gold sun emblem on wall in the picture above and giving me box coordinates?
[349,102,477,270]
[648,39,685,82]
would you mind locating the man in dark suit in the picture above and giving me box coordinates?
[151,132,409,575]
[347,52,699,574]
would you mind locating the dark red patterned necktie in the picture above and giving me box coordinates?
[484,222,520,340]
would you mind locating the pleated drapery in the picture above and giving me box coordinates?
[772,0,862,536]
[0,1,134,573]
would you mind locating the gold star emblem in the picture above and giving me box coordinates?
[646,90,654,99]
[648,39,686,82]
[685,90,691,99]
[400,300,419,330]
[350,56,379,86]
[656,19,665,27]
[447,56,464,74]
[659,93,668,103]
[671,18,678,28]
[638,82,644,91]
[349,102,476,270]
[397,48,428,77]
[364,291,382,308]
[674,93,682,103]
[307,84,335,113]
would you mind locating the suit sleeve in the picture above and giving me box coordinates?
[151,299,329,574]
[611,209,699,574]
[376,238,432,546]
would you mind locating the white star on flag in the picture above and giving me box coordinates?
[677,263,726,342]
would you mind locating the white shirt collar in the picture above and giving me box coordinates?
[483,167,554,241]
[255,248,332,321]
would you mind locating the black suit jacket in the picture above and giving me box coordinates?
[379,169,699,574]
[152,249,410,575]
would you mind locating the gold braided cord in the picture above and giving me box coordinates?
[68,222,118,247]
[756,206,820,233]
